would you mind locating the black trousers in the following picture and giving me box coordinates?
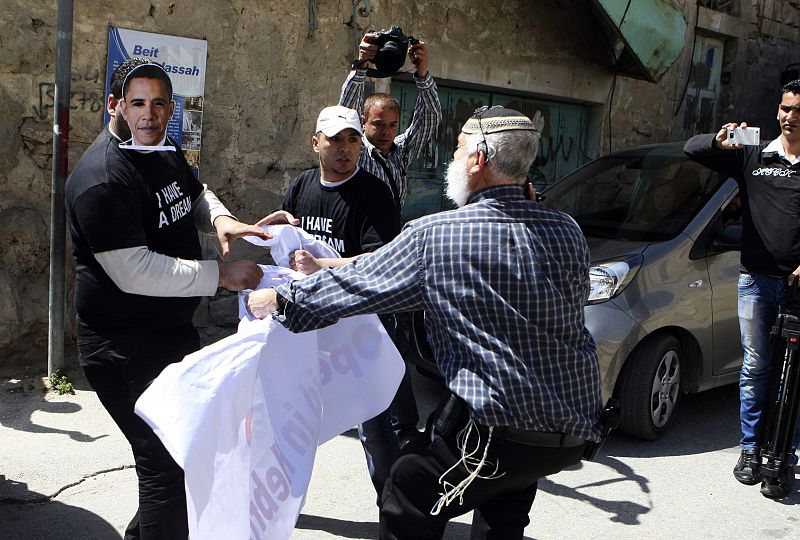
[360,314,422,500]
[79,321,200,540]
[378,396,586,540]
[386,312,421,437]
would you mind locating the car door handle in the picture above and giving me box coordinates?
[688,279,703,288]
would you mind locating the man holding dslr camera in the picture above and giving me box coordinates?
[339,28,443,498]
[340,28,442,208]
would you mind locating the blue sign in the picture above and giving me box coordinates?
[106,27,207,177]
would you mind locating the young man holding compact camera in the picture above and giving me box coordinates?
[684,79,800,499]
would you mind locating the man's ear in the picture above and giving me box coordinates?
[106,94,118,117]
[468,150,487,175]
[168,100,175,122]
[119,98,128,121]
[361,114,368,126]
[312,135,320,154]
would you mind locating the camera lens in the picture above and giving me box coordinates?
[375,41,405,73]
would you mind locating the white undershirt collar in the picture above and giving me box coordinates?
[762,137,800,165]
[119,133,175,153]
[319,165,360,187]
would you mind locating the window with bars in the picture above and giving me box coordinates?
[698,0,740,16]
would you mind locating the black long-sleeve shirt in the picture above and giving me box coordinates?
[684,134,800,276]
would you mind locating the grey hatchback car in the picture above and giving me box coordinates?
[543,142,743,440]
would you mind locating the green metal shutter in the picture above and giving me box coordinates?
[392,81,588,221]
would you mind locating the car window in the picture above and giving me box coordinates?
[721,195,742,226]
[543,145,726,242]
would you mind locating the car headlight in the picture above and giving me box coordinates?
[587,255,642,305]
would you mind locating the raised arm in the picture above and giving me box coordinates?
[394,41,442,168]
[684,122,750,179]
[339,32,380,115]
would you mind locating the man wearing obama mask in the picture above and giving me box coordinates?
[66,61,268,539]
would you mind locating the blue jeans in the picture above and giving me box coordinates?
[737,273,800,462]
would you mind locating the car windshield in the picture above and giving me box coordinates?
[542,144,725,242]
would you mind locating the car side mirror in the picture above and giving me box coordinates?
[711,221,742,253]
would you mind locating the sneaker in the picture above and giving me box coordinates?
[760,464,795,499]
[733,449,761,485]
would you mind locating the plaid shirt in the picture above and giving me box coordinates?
[275,185,602,441]
[339,69,442,207]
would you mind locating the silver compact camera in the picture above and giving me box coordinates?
[727,126,760,146]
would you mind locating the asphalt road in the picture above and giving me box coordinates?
[1,370,798,539]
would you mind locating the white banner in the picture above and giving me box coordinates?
[136,242,404,539]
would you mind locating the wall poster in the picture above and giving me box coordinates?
[105,26,208,177]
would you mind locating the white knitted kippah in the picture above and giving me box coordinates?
[461,106,541,135]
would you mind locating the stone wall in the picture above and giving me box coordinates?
[611,1,800,150]
[1,0,797,372]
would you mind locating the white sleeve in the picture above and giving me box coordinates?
[193,186,235,234]
[95,246,219,297]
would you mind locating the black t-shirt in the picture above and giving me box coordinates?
[281,167,401,257]
[685,134,800,275]
[65,129,204,329]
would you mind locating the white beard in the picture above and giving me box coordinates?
[444,157,472,207]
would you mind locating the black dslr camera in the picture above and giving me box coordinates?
[369,26,419,76]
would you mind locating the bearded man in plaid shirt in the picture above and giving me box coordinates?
[247,107,602,540]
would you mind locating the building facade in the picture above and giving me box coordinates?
[1,0,798,368]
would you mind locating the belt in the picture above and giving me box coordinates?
[476,424,585,448]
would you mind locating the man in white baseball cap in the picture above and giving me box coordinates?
[315,104,364,137]
[260,104,398,271]
[258,105,402,496]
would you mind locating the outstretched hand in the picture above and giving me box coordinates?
[218,260,263,291]
[289,249,323,275]
[247,288,278,319]
[256,210,300,228]
[214,216,270,260]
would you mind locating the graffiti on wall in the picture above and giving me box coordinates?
[538,133,576,165]
[31,67,104,120]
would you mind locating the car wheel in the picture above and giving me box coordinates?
[614,334,682,440]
